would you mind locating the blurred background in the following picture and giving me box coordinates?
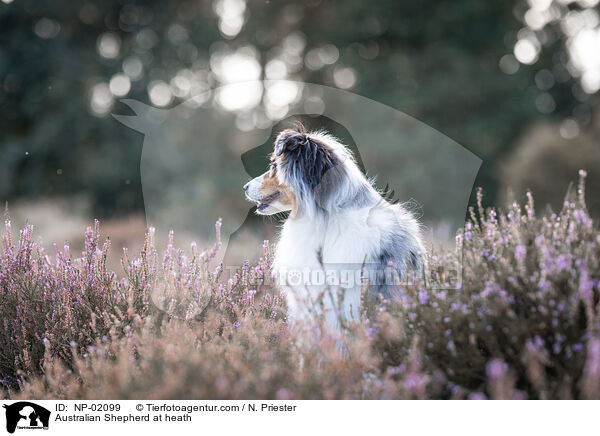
[1,0,599,263]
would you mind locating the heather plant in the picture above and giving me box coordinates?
[2,174,600,399]
[366,171,600,399]
[0,220,131,390]
[0,218,279,393]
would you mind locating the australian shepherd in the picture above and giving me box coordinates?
[244,126,424,332]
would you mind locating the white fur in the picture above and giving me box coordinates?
[245,130,424,332]
[272,200,421,331]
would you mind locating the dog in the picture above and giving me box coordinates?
[243,126,424,332]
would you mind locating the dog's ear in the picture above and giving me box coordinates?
[275,131,306,156]
[284,134,339,191]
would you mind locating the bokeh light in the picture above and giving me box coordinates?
[303,95,325,115]
[499,54,520,74]
[148,81,173,107]
[97,32,121,59]
[33,18,61,39]
[123,56,144,80]
[514,38,540,64]
[569,27,600,93]
[559,118,580,138]
[333,67,357,89]
[109,74,131,97]
[90,83,113,115]
[305,44,339,70]
[265,60,288,80]
[213,0,247,38]
[517,1,600,96]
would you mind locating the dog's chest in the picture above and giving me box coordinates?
[273,210,379,272]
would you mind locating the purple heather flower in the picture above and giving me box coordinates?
[579,267,594,303]
[387,365,405,376]
[555,254,571,272]
[486,359,508,380]
[538,279,551,294]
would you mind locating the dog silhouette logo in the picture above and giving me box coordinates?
[2,402,50,433]
[113,81,481,268]
[113,80,481,318]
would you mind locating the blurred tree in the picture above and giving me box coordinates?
[0,0,597,217]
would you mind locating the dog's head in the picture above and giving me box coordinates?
[243,127,355,217]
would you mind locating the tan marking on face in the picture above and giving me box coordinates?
[259,173,281,196]
[270,153,285,166]
[279,185,297,218]
[259,172,298,218]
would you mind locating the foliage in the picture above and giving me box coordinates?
[1,0,596,216]
[0,180,599,399]
[499,121,600,217]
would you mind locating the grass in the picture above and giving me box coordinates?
[1,173,599,399]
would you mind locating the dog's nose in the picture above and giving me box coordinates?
[243,182,249,192]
